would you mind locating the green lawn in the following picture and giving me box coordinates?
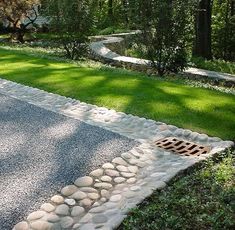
[0,47,234,140]
[119,151,235,230]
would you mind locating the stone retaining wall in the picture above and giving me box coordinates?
[89,33,235,87]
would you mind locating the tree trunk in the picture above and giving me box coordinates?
[108,0,113,18]
[193,0,212,59]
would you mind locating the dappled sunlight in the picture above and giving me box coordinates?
[0,48,234,139]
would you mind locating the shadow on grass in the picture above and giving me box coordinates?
[0,48,235,140]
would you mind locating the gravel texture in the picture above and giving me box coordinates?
[0,93,138,230]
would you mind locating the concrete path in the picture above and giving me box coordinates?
[0,93,137,230]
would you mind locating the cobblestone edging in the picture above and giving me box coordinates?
[89,34,235,86]
[0,78,233,230]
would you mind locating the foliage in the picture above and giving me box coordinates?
[0,0,39,43]
[212,0,235,61]
[42,0,95,60]
[133,0,193,76]
[191,56,235,75]
[0,47,234,140]
[119,151,235,230]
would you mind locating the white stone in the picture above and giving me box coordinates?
[40,203,55,213]
[79,187,98,193]
[121,152,133,160]
[90,169,103,177]
[60,216,74,228]
[51,195,64,204]
[74,176,93,187]
[55,204,69,216]
[102,163,115,169]
[128,166,138,173]
[130,186,141,191]
[94,182,112,190]
[101,189,110,198]
[116,165,129,172]
[71,206,85,217]
[89,206,106,213]
[88,193,100,200]
[127,177,137,184]
[105,169,120,177]
[110,194,122,202]
[121,172,136,178]
[65,198,76,206]
[112,157,129,166]
[100,175,112,182]
[30,221,53,230]
[61,185,78,196]
[27,211,46,221]
[80,198,92,207]
[13,221,29,230]
[71,190,87,200]
[42,213,60,223]
[114,177,126,183]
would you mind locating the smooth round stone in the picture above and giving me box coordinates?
[79,223,94,230]
[71,206,85,217]
[100,197,107,202]
[159,124,168,131]
[71,190,87,200]
[101,189,110,198]
[61,185,78,196]
[88,193,100,200]
[13,221,29,230]
[112,157,129,166]
[79,187,98,193]
[90,168,104,177]
[116,165,129,172]
[90,206,106,213]
[114,177,126,184]
[60,216,74,228]
[79,213,93,224]
[130,186,141,191]
[40,203,55,213]
[55,204,69,216]
[30,220,53,230]
[74,176,93,187]
[51,195,64,204]
[42,213,60,223]
[121,172,135,178]
[100,176,112,182]
[94,182,112,190]
[121,152,133,160]
[27,211,46,221]
[124,191,136,198]
[128,166,138,173]
[80,198,92,207]
[110,194,122,202]
[102,163,115,169]
[92,214,108,224]
[127,178,137,184]
[105,169,120,177]
[65,198,76,206]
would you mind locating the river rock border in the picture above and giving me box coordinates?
[89,33,235,87]
[0,78,233,230]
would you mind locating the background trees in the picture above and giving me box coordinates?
[42,0,95,59]
[0,0,39,43]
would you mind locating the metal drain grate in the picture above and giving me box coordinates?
[155,137,210,156]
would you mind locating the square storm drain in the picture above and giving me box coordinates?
[155,137,211,156]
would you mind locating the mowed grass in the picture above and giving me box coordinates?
[0,47,234,140]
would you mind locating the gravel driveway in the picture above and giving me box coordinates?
[0,93,138,230]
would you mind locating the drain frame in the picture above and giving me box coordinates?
[155,137,211,156]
